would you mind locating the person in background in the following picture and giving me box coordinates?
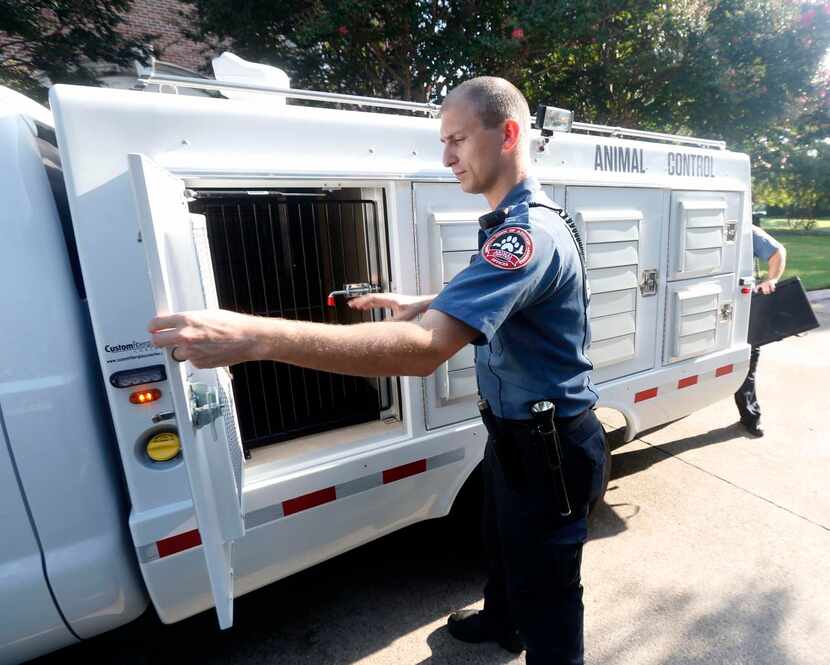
[735,222,787,437]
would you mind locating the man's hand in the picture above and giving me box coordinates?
[348,292,435,321]
[148,309,267,369]
[756,279,777,295]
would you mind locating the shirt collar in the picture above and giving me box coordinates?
[496,176,541,209]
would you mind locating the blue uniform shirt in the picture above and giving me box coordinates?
[429,177,598,420]
[752,226,783,261]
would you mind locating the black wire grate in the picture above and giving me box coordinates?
[191,192,392,450]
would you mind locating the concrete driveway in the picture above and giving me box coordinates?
[35,295,829,665]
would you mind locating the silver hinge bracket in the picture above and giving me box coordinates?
[720,303,734,321]
[189,382,222,436]
[724,220,737,242]
[640,269,658,296]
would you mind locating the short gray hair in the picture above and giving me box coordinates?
[443,77,531,140]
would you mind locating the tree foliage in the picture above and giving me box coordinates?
[184,0,828,213]
[0,0,153,101]
[753,70,830,217]
[185,1,827,135]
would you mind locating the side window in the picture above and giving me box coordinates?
[34,122,86,300]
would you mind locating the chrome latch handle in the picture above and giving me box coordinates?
[639,269,658,297]
[327,282,381,306]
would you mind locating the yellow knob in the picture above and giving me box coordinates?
[146,432,181,462]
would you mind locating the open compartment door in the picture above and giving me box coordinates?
[128,153,245,629]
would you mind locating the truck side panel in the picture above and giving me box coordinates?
[0,97,148,647]
[0,417,77,665]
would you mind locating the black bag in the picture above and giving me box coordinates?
[747,276,820,346]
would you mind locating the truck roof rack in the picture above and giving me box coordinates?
[137,73,726,150]
[137,73,441,116]
[569,121,725,150]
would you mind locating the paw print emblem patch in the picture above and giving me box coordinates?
[482,227,534,270]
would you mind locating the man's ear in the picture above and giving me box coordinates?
[503,118,521,152]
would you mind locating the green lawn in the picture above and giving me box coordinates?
[756,218,830,291]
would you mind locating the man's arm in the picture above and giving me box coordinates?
[148,308,477,377]
[758,246,787,294]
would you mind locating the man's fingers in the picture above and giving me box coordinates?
[148,313,188,332]
[348,295,374,309]
[151,329,184,348]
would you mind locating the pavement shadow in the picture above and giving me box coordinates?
[608,423,748,484]
[31,515,489,665]
[592,582,799,665]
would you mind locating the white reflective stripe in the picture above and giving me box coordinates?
[137,543,159,564]
[336,472,383,499]
[427,448,466,470]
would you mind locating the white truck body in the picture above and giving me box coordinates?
[0,63,753,663]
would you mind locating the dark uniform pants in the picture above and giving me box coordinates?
[480,408,607,665]
[734,345,761,428]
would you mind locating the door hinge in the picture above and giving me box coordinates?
[720,303,734,321]
[190,382,223,435]
[640,269,658,296]
[724,220,737,242]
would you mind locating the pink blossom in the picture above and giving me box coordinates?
[512,27,525,40]
[800,8,816,26]
[338,25,349,36]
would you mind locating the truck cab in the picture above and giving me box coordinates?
[0,88,147,664]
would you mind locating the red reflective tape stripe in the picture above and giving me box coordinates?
[677,375,698,389]
[383,459,427,484]
[157,529,201,558]
[634,387,658,403]
[282,487,337,516]
[716,364,734,377]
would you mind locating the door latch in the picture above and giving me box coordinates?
[639,269,658,296]
[152,411,176,424]
[724,220,737,242]
[327,283,381,306]
[189,382,222,437]
[720,303,734,321]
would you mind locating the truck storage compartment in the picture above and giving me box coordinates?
[190,189,394,451]
[663,273,736,364]
[667,191,740,281]
[413,183,490,430]
[566,187,666,384]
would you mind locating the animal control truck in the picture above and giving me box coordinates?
[0,54,756,664]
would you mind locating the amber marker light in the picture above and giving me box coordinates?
[130,388,162,405]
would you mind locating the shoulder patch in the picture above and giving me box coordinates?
[481,226,534,270]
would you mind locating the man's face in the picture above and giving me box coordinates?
[440,100,505,195]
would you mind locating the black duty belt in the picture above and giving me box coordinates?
[478,399,579,516]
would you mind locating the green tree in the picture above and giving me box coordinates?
[754,71,830,219]
[185,0,828,214]
[0,0,153,101]
[181,0,516,103]
[184,1,827,139]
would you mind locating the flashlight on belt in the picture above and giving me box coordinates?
[530,400,572,517]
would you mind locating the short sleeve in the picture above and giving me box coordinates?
[429,225,554,345]
[752,227,783,261]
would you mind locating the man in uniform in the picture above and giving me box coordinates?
[149,77,606,665]
[734,224,787,437]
